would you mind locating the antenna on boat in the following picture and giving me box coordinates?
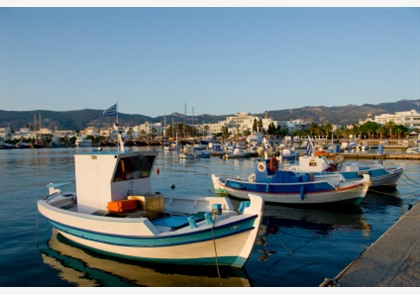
[113,123,125,152]
[306,136,315,157]
[262,137,269,159]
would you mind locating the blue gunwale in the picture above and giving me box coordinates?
[223,179,361,194]
[46,214,258,248]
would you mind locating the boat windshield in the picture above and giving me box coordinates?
[113,155,155,182]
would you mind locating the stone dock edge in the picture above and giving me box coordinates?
[326,152,420,161]
[319,201,420,287]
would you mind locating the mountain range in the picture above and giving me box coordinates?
[1,99,419,131]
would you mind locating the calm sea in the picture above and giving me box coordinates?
[0,146,419,287]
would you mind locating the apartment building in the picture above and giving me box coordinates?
[373,109,420,129]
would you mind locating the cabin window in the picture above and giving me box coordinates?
[309,161,317,167]
[113,155,155,182]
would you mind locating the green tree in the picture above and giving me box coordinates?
[360,121,380,139]
[394,124,409,139]
[383,121,396,139]
[257,119,263,132]
[252,119,258,132]
[126,127,134,140]
[222,126,229,138]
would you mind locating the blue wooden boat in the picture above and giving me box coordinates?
[212,157,370,207]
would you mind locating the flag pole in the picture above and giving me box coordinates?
[115,64,119,126]
[116,100,119,126]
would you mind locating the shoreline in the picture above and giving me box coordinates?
[326,152,420,161]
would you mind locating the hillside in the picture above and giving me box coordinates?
[0,99,419,131]
[266,99,420,125]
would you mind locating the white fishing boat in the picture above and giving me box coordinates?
[163,141,179,151]
[37,127,264,268]
[287,137,404,190]
[75,136,93,147]
[406,141,420,154]
[222,147,251,159]
[0,141,15,149]
[178,145,211,159]
[279,147,300,161]
[406,146,420,154]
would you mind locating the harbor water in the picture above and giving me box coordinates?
[0,146,419,287]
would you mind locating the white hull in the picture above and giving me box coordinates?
[42,229,251,286]
[38,193,264,267]
[212,174,370,206]
[75,139,93,147]
[220,183,367,205]
[368,167,404,188]
[287,153,404,189]
[58,228,254,263]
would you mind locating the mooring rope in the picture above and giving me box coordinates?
[211,213,223,287]
[402,172,420,185]
[368,187,420,197]
[368,186,420,210]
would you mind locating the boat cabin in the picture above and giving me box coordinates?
[74,150,158,211]
[254,158,312,183]
[297,155,330,172]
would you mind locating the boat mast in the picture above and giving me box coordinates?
[116,100,119,125]
[115,64,119,126]
[164,114,166,138]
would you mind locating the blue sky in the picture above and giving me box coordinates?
[1,6,419,117]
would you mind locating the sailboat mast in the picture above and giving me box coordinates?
[116,100,119,125]
[115,64,119,126]
[164,115,166,137]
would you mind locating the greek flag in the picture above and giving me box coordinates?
[306,139,314,156]
[103,104,117,117]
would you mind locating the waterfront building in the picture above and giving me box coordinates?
[362,109,420,130]
[0,127,12,141]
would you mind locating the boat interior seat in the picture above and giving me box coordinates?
[152,212,206,231]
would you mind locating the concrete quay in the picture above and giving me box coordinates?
[320,201,420,287]
[326,152,420,161]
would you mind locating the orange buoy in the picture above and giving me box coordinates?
[156,167,160,174]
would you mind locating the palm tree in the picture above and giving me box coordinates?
[126,127,134,141]
[361,121,380,139]
[394,124,409,139]
[384,121,396,139]
[323,124,333,138]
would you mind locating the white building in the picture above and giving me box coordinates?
[0,127,12,140]
[277,119,308,133]
[131,122,163,138]
[221,112,279,136]
[369,109,420,130]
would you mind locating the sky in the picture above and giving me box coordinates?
[1,3,420,118]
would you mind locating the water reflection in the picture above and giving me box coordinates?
[262,204,369,233]
[244,202,372,264]
[40,230,251,287]
[363,190,405,207]
[229,197,371,234]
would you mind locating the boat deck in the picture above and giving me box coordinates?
[321,201,420,287]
